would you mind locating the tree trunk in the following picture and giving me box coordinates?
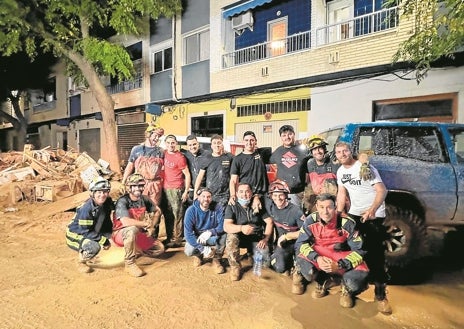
[68,52,122,176]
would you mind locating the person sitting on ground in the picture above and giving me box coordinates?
[112,173,165,277]
[224,182,274,281]
[184,187,226,274]
[293,193,369,309]
[66,176,114,273]
[264,180,305,275]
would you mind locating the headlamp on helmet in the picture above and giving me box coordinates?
[268,180,290,195]
[89,176,111,192]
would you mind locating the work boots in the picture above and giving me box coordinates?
[291,270,305,295]
[375,283,392,314]
[339,285,354,308]
[212,258,225,274]
[192,255,202,267]
[230,265,241,281]
[125,263,145,277]
[77,259,92,273]
[312,280,329,299]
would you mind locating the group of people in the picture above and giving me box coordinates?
[65,123,392,315]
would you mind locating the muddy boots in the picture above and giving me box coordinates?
[375,283,392,314]
[312,280,329,299]
[340,284,354,308]
[230,265,241,281]
[292,270,305,295]
[77,252,92,273]
[212,257,225,274]
[125,262,145,277]
[192,255,202,267]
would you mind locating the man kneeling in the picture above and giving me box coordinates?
[293,193,368,308]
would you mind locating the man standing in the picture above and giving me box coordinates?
[182,134,210,205]
[229,131,268,212]
[224,182,274,281]
[113,173,165,277]
[270,125,309,207]
[304,135,340,214]
[163,134,191,248]
[335,141,392,314]
[264,180,305,274]
[184,187,226,274]
[66,177,114,273]
[294,193,369,309]
[121,124,164,236]
[194,134,234,210]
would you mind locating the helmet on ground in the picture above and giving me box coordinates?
[126,173,145,186]
[268,180,290,195]
[89,176,111,192]
[307,135,328,152]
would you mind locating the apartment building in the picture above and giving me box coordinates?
[2,0,463,159]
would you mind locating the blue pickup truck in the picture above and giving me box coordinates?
[318,121,464,268]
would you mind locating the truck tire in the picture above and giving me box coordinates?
[384,205,428,268]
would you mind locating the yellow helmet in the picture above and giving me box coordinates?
[126,173,145,186]
[146,125,164,136]
[307,135,328,151]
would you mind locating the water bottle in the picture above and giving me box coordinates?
[253,250,263,277]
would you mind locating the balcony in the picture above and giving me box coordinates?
[222,6,398,69]
[222,30,311,69]
[106,76,143,95]
[316,6,399,46]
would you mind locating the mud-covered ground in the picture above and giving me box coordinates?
[1,204,464,329]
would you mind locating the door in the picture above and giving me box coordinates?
[268,18,288,57]
[79,128,100,162]
[327,0,352,43]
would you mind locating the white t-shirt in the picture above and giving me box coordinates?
[337,161,386,217]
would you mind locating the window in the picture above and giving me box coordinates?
[191,114,223,137]
[184,29,210,65]
[153,47,172,73]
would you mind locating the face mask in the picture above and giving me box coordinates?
[237,198,250,207]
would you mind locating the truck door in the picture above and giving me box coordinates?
[446,127,464,221]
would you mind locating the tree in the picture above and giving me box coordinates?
[0,0,182,175]
[0,51,57,147]
[392,0,464,82]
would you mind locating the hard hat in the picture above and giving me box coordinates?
[307,135,328,151]
[268,180,290,195]
[126,173,145,186]
[89,176,111,192]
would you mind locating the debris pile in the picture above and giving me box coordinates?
[0,145,114,209]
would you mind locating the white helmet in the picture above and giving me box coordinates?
[89,176,111,192]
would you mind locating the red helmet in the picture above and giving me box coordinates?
[268,180,290,195]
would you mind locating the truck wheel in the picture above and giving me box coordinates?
[384,205,428,268]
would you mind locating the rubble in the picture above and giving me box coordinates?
[0,144,115,211]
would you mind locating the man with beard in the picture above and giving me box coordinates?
[303,135,340,214]
[112,173,165,277]
[335,141,392,314]
[194,135,234,210]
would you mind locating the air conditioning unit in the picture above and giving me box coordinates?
[232,11,254,32]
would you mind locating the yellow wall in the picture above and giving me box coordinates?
[147,87,311,140]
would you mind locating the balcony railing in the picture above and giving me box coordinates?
[222,6,398,68]
[222,30,311,69]
[106,76,143,95]
[316,6,398,46]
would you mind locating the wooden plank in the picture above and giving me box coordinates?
[29,161,52,178]
[30,191,90,220]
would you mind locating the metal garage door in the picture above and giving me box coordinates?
[118,123,146,167]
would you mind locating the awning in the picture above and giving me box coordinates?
[145,103,162,115]
[223,0,274,18]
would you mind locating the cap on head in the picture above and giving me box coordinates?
[279,125,295,135]
[126,173,145,186]
[196,187,213,196]
[89,176,111,192]
[307,135,328,151]
[243,131,256,139]
[268,179,290,195]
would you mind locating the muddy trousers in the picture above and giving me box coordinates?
[225,233,270,267]
[295,257,368,296]
[163,188,186,243]
[270,242,295,273]
[120,226,139,265]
